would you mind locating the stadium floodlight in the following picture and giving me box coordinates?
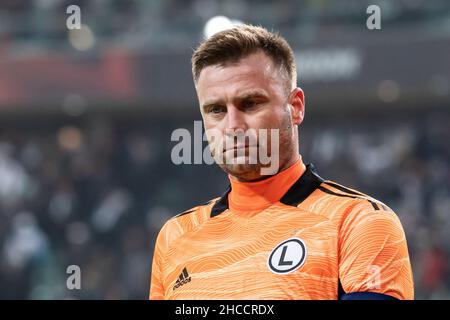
[68,24,95,51]
[203,16,243,38]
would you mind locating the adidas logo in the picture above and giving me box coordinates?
[173,267,191,291]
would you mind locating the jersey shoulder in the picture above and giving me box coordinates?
[301,178,398,225]
[316,180,409,248]
[156,197,220,248]
[280,163,393,217]
[318,180,394,212]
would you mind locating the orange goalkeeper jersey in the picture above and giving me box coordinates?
[149,158,414,300]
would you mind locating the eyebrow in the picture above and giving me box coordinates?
[201,90,269,111]
[236,90,269,101]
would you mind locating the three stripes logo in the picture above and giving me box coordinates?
[173,267,191,291]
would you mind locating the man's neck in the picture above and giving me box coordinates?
[227,155,305,214]
[230,154,300,183]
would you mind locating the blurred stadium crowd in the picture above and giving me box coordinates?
[0,0,449,300]
[0,110,449,299]
[1,0,449,49]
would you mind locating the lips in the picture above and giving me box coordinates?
[223,145,257,152]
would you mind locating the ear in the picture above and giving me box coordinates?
[288,87,305,126]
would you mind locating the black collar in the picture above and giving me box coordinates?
[210,163,324,218]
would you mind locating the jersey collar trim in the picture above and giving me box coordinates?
[210,163,324,217]
[280,163,324,206]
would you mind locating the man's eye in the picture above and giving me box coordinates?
[242,100,258,109]
[210,106,224,114]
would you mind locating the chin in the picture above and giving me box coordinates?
[220,162,263,181]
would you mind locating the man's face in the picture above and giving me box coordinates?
[196,51,304,181]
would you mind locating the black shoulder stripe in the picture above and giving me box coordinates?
[319,186,381,210]
[371,201,380,210]
[323,181,366,197]
[324,182,389,211]
[318,186,358,199]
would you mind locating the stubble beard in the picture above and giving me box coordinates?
[214,110,295,182]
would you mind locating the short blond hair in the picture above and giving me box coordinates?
[192,25,297,91]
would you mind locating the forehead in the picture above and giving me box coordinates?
[196,52,284,100]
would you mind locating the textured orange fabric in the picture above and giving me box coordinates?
[149,160,414,300]
[228,158,305,215]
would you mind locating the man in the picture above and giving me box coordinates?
[149,25,414,300]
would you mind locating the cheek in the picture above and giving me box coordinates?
[261,108,292,147]
[204,125,224,151]
[203,116,223,134]
[255,106,286,130]
[251,109,282,147]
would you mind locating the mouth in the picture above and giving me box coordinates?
[223,145,257,152]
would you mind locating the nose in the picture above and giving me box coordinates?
[225,106,247,135]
